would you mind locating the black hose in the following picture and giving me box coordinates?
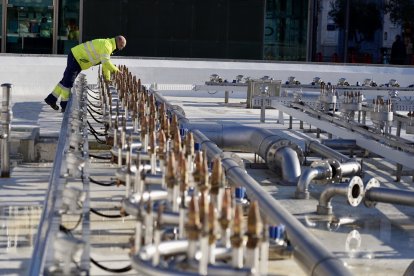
[90,257,132,273]
[60,214,83,232]
[87,120,107,136]
[89,153,112,160]
[90,207,124,218]
[88,106,103,116]
[87,91,101,101]
[87,97,102,108]
[89,129,107,144]
[88,176,116,186]
[86,86,100,94]
[87,107,104,124]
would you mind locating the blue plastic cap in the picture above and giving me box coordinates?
[194,142,201,151]
[235,187,246,199]
[269,224,285,240]
[187,187,195,196]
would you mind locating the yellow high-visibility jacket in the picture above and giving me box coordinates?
[71,38,119,81]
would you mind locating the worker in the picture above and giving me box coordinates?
[44,35,126,112]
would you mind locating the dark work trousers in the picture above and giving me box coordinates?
[60,51,82,89]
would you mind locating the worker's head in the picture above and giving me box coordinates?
[115,35,126,51]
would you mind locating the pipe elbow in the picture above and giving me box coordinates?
[265,140,304,182]
[295,160,332,199]
[295,168,322,199]
[274,146,302,184]
[317,176,364,215]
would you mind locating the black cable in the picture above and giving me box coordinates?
[87,97,102,109]
[86,86,100,94]
[87,120,107,136]
[89,129,107,144]
[88,106,103,116]
[88,176,116,186]
[90,257,132,273]
[60,213,83,233]
[90,207,124,218]
[87,91,101,100]
[87,108,104,124]
[89,153,112,160]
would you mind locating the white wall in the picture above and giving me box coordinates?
[0,54,414,98]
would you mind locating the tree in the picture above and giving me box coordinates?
[384,0,414,28]
[329,0,382,42]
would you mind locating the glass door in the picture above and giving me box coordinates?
[1,0,3,52]
[6,0,53,53]
[57,0,79,54]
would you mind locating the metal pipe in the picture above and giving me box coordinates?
[131,241,250,276]
[307,140,361,178]
[308,140,351,162]
[296,158,361,200]
[192,129,352,276]
[316,176,364,215]
[364,178,414,208]
[321,139,357,150]
[296,164,331,199]
[275,146,302,184]
[212,125,303,183]
[151,89,303,183]
[1,83,12,177]
[340,160,361,176]
[366,188,414,207]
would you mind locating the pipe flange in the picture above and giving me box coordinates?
[345,229,361,252]
[266,139,304,172]
[311,160,332,184]
[363,177,380,208]
[347,176,364,207]
[327,158,342,183]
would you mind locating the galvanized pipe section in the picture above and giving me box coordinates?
[0,83,12,177]
[192,129,352,276]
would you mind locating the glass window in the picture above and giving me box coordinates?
[6,0,53,53]
[264,0,308,61]
[57,0,80,54]
[0,1,3,51]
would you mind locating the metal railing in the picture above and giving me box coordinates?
[28,74,90,275]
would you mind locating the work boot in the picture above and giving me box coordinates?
[60,101,67,113]
[44,94,59,111]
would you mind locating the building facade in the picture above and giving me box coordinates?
[0,0,80,54]
[0,0,402,64]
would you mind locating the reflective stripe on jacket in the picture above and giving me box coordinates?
[52,83,71,100]
[71,38,119,80]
